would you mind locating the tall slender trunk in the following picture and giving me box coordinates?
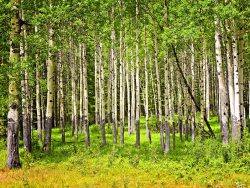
[144,26,150,141]
[130,50,135,134]
[99,37,106,145]
[7,0,21,168]
[43,7,55,151]
[20,11,31,152]
[232,20,241,142]
[71,43,77,139]
[95,42,100,127]
[79,44,83,134]
[150,63,157,118]
[164,56,170,153]
[225,17,235,125]
[177,72,183,142]
[111,29,118,143]
[170,64,176,149]
[35,23,42,143]
[59,51,65,143]
[154,26,164,151]
[126,48,131,135]
[205,50,210,119]
[183,50,189,140]
[119,1,125,145]
[191,43,196,143]
[200,41,206,139]
[214,18,229,144]
[82,44,90,148]
[238,29,245,131]
[135,0,140,147]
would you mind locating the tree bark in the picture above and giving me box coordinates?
[191,43,196,143]
[20,10,31,152]
[43,9,55,151]
[119,1,125,145]
[82,43,90,148]
[7,0,21,168]
[58,51,65,143]
[225,17,235,126]
[144,26,151,142]
[232,20,241,142]
[135,0,140,147]
[99,37,106,145]
[214,19,229,144]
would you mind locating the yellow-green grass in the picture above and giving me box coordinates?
[0,116,249,187]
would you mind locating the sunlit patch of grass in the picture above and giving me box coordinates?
[0,115,249,187]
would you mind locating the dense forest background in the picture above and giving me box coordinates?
[0,0,250,187]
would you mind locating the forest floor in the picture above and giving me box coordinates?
[0,116,249,188]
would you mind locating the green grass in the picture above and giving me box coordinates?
[0,115,249,187]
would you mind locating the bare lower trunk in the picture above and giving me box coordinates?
[82,44,90,148]
[191,43,196,143]
[43,17,54,151]
[131,50,135,134]
[164,57,170,153]
[225,17,235,126]
[126,49,131,135]
[99,38,106,145]
[144,26,150,141]
[7,0,21,167]
[215,19,229,144]
[79,44,83,134]
[154,25,164,151]
[59,51,65,143]
[232,20,241,142]
[119,2,125,145]
[177,73,183,142]
[135,0,140,147]
[111,25,118,143]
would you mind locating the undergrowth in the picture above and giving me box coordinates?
[0,115,249,187]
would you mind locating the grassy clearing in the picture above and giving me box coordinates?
[0,116,249,187]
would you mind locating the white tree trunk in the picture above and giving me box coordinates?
[214,18,229,144]
[135,0,140,147]
[232,20,241,142]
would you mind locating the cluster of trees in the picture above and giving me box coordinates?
[0,0,249,168]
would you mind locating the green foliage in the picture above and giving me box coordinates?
[0,116,249,187]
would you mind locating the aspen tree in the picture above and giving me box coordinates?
[164,56,170,153]
[119,0,125,145]
[225,14,235,125]
[214,18,229,144]
[131,50,135,135]
[99,37,106,145]
[135,0,140,147]
[177,71,183,142]
[20,7,31,152]
[200,41,206,139]
[111,4,117,142]
[238,28,245,130]
[71,43,77,139]
[153,25,164,151]
[82,44,90,148]
[170,64,176,149]
[7,0,21,168]
[35,22,42,143]
[79,44,83,134]
[232,20,241,142]
[58,51,65,143]
[126,47,131,135]
[205,50,210,119]
[43,1,55,151]
[191,43,196,143]
[95,41,100,127]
